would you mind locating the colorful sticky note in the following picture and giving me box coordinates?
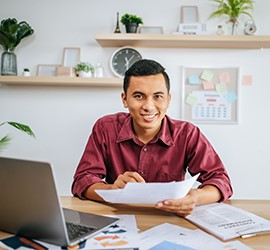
[185,93,197,106]
[219,71,231,83]
[202,81,215,90]
[215,82,227,93]
[225,91,237,103]
[242,75,253,85]
[201,70,214,82]
[188,75,200,85]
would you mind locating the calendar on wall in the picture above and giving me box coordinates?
[181,66,240,124]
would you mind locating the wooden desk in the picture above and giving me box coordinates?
[1,197,269,249]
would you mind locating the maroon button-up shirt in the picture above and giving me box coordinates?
[72,112,232,201]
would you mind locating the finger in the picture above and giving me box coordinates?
[123,171,145,183]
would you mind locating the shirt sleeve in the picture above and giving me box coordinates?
[71,120,107,199]
[185,125,233,201]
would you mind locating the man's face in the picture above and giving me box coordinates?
[121,73,171,137]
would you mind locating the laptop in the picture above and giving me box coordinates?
[0,157,119,247]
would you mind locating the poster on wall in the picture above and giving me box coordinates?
[181,66,240,124]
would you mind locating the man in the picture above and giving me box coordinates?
[72,59,233,217]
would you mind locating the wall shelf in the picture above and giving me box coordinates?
[0,76,122,87]
[95,33,270,49]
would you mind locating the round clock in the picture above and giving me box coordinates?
[110,47,142,77]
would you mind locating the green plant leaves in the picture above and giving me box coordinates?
[0,121,35,151]
[0,18,34,51]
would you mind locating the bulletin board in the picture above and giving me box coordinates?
[181,66,240,124]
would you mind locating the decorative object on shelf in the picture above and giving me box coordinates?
[216,25,225,35]
[56,66,75,77]
[114,12,121,33]
[0,121,35,151]
[120,13,143,33]
[23,68,30,76]
[0,18,34,76]
[209,0,254,35]
[180,6,199,23]
[176,6,207,35]
[62,47,80,67]
[75,62,94,78]
[138,26,164,34]
[94,62,104,78]
[110,47,142,78]
[244,20,256,35]
[36,64,59,76]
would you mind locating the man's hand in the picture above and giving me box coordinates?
[111,171,145,189]
[155,185,222,217]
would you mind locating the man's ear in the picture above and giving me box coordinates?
[121,92,128,108]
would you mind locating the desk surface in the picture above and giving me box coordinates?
[1,197,270,249]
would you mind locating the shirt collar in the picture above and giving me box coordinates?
[116,115,174,146]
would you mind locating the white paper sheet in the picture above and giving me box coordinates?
[95,174,199,204]
[186,202,270,241]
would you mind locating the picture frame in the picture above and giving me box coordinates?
[181,66,240,124]
[180,6,199,23]
[138,26,164,34]
[36,64,59,76]
[62,47,80,67]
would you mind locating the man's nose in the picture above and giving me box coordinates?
[142,98,155,110]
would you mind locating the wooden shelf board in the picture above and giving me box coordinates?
[95,33,270,49]
[0,76,123,87]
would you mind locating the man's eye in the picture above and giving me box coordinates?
[155,95,163,99]
[134,94,142,99]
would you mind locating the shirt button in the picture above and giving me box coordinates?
[143,148,147,152]
[141,171,144,175]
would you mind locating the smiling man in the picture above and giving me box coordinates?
[72,59,233,217]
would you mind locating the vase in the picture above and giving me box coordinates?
[125,23,138,33]
[227,22,242,35]
[1,49,18,76]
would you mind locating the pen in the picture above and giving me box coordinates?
[240,233,257,239]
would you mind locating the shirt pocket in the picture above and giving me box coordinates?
[155,171,182,182]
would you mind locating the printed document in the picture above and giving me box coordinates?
[186,202,270,241]
[95,174,199,204]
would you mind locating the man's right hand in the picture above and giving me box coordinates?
[111,171,145,189]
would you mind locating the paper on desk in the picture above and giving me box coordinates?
[186,202,270,241]
[95,174,199,204]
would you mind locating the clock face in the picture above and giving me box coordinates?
[110,47,142,77]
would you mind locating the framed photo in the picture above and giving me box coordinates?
[62,47,80,67]
[181,66,240,124]
[138,26,164,34]
[36,64,59,76]
[180,6,199,23]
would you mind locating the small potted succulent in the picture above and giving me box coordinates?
[75,62,94,78]
[120,13,143,33]
[23,68,30,76]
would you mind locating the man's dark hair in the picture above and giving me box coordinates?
[123,59,170,94]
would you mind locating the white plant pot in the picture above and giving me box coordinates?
[79,71,92,78]
[23,71,30,76]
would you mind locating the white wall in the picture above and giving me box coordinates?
[1,0,270,199]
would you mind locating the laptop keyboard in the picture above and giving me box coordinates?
[66,222,97,241]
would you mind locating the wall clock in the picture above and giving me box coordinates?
[110,47,142,77]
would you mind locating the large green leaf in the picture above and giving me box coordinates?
[0,18,34,51]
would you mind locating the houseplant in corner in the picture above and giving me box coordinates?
[0,121,35,151]
[0,18,34,75]
[75,62,94,78]
[209,0,254,35]
[120,13,143,33]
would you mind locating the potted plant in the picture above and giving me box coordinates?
[0,121,35,151]
[75,62,94,78]
[120,13,143,33]
[23,68,30,76]
[0,18,34,75]
[209,0,254,35]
